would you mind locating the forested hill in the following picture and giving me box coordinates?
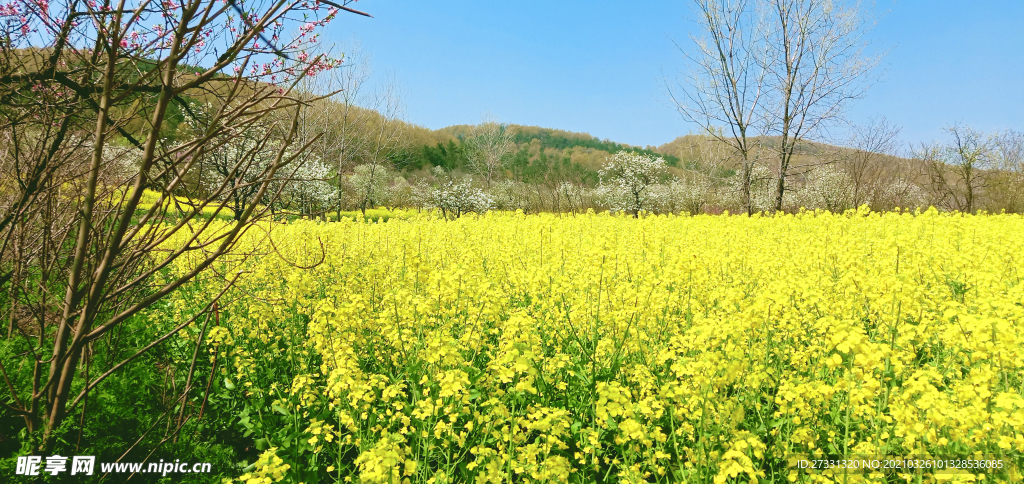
[394,122,682,186]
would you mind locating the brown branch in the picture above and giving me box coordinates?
[197,306,220,421]
[321,0,373,17]
[174,305,214,441]
[68,274,240,411]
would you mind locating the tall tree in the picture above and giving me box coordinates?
[839,116,901,208]
[301,45,406,218]
[672,0,770,215]
[300,44,375,218]
[465,117,515,187]
[992,130,1024,212]
[352,78,406,215]
[917,125,993,213]
[763,0,878,211]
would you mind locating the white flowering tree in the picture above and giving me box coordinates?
[185,109,283,220]
[430,178,494,219]
[723,164,777,212]
[597,151,668,216]
[280,155,337,217]
[385,176,416,209]
[652,176,713,215]
[555,181,589,214]
[488,179,535,213]
[797,165,854,212]
[879,179,927,210]
[183,102,335,219]
[348,163,392,214]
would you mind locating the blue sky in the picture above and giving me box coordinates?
[329,0,1024,151]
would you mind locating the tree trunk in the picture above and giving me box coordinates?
[741,161,753,215]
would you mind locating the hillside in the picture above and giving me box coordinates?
[390,121,684,187]
[304,102,957,213]
[395,121,914,194]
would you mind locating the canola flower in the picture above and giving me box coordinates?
[159,208,1024,483]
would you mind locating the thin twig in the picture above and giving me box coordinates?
[175,305,215,442]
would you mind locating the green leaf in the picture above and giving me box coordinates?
[271,403,291,416]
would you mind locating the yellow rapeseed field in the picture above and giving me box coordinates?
[165,208,1024,483]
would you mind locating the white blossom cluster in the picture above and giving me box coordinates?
[335,166,424,211]
[789,166,927,212]
[554,182,590,213]
[196,131,286,199]
[597,151,668,215]
[795,165,854,212]
[345,164,391,209]
[281,154,337,214]
[429,178,494,218]
[650,177,713,215]
[879,178,928,210]
[720,164,779,213]
[487,180,535,213]
[178,101,337,216]
[102,145,142,183]
[385,176,416,208]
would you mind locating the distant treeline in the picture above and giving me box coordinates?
[396,127,681,187]
[508,129,681,167]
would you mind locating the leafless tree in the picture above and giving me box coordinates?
[672,0,770,215]
[762,0,880,211]
[465,116,515,187]
[0,0,368,451]
[351,78,407,215]
[301,45,405,218]
[291,46,353,217]
[989,130,1024,212]
[917,125,993,213]
[839,116,901,207]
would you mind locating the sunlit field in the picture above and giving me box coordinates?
[158,209,1024,483]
